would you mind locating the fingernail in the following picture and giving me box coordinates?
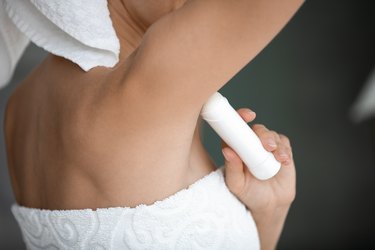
[279,152,289,160]
[222,148,231,161]
[267,139,277,148]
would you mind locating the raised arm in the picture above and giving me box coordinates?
[123,0,304,117]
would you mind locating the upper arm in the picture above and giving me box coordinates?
[124,0,304,116]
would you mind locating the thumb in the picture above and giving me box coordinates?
[222,147,245,196]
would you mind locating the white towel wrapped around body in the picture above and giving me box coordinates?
[11,167,260,250]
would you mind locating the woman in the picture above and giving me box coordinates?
[3,0,303,249]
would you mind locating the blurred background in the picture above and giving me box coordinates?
[1,1,375,249]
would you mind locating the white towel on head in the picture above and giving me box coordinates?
[0,0,120,89]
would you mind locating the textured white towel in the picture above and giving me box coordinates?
[11,167,260,250]
[0,0,120,89]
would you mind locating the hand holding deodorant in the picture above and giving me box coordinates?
[200,92,280,180]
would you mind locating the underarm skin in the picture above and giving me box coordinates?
[122,0,305,119]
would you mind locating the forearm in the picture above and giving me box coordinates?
[252,206,291,250]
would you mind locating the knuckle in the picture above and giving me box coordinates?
[259,131,272,139]
[280,134,291,146]
[252,124,264,131]
[254,123,266,129]
[253,124,269,136]
[271,131,280,141]
[281,143,291,153]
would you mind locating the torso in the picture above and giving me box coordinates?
[4,53,216,210]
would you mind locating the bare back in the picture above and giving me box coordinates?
[4,53,215,210]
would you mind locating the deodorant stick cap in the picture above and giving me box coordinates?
[201,92,228,121]
[252,155,281,180]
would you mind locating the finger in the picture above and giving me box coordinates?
[252,124,280,151]
[252,124,280,142]
[273,143,292,164]
[237,108,256,123]
[276,141,295,181]
[279,134,292,150]
[221,140,228,149]
[279,134,293,162]
[222,147,246,196]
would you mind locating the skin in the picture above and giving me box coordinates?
[4,0,301,248]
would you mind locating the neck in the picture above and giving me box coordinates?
[107,0,187,62]
[107,1,148,62]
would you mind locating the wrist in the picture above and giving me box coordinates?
[251,205,291,250]
[252,205,290,226]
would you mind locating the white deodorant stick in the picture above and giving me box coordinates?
[201,92,281,180]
